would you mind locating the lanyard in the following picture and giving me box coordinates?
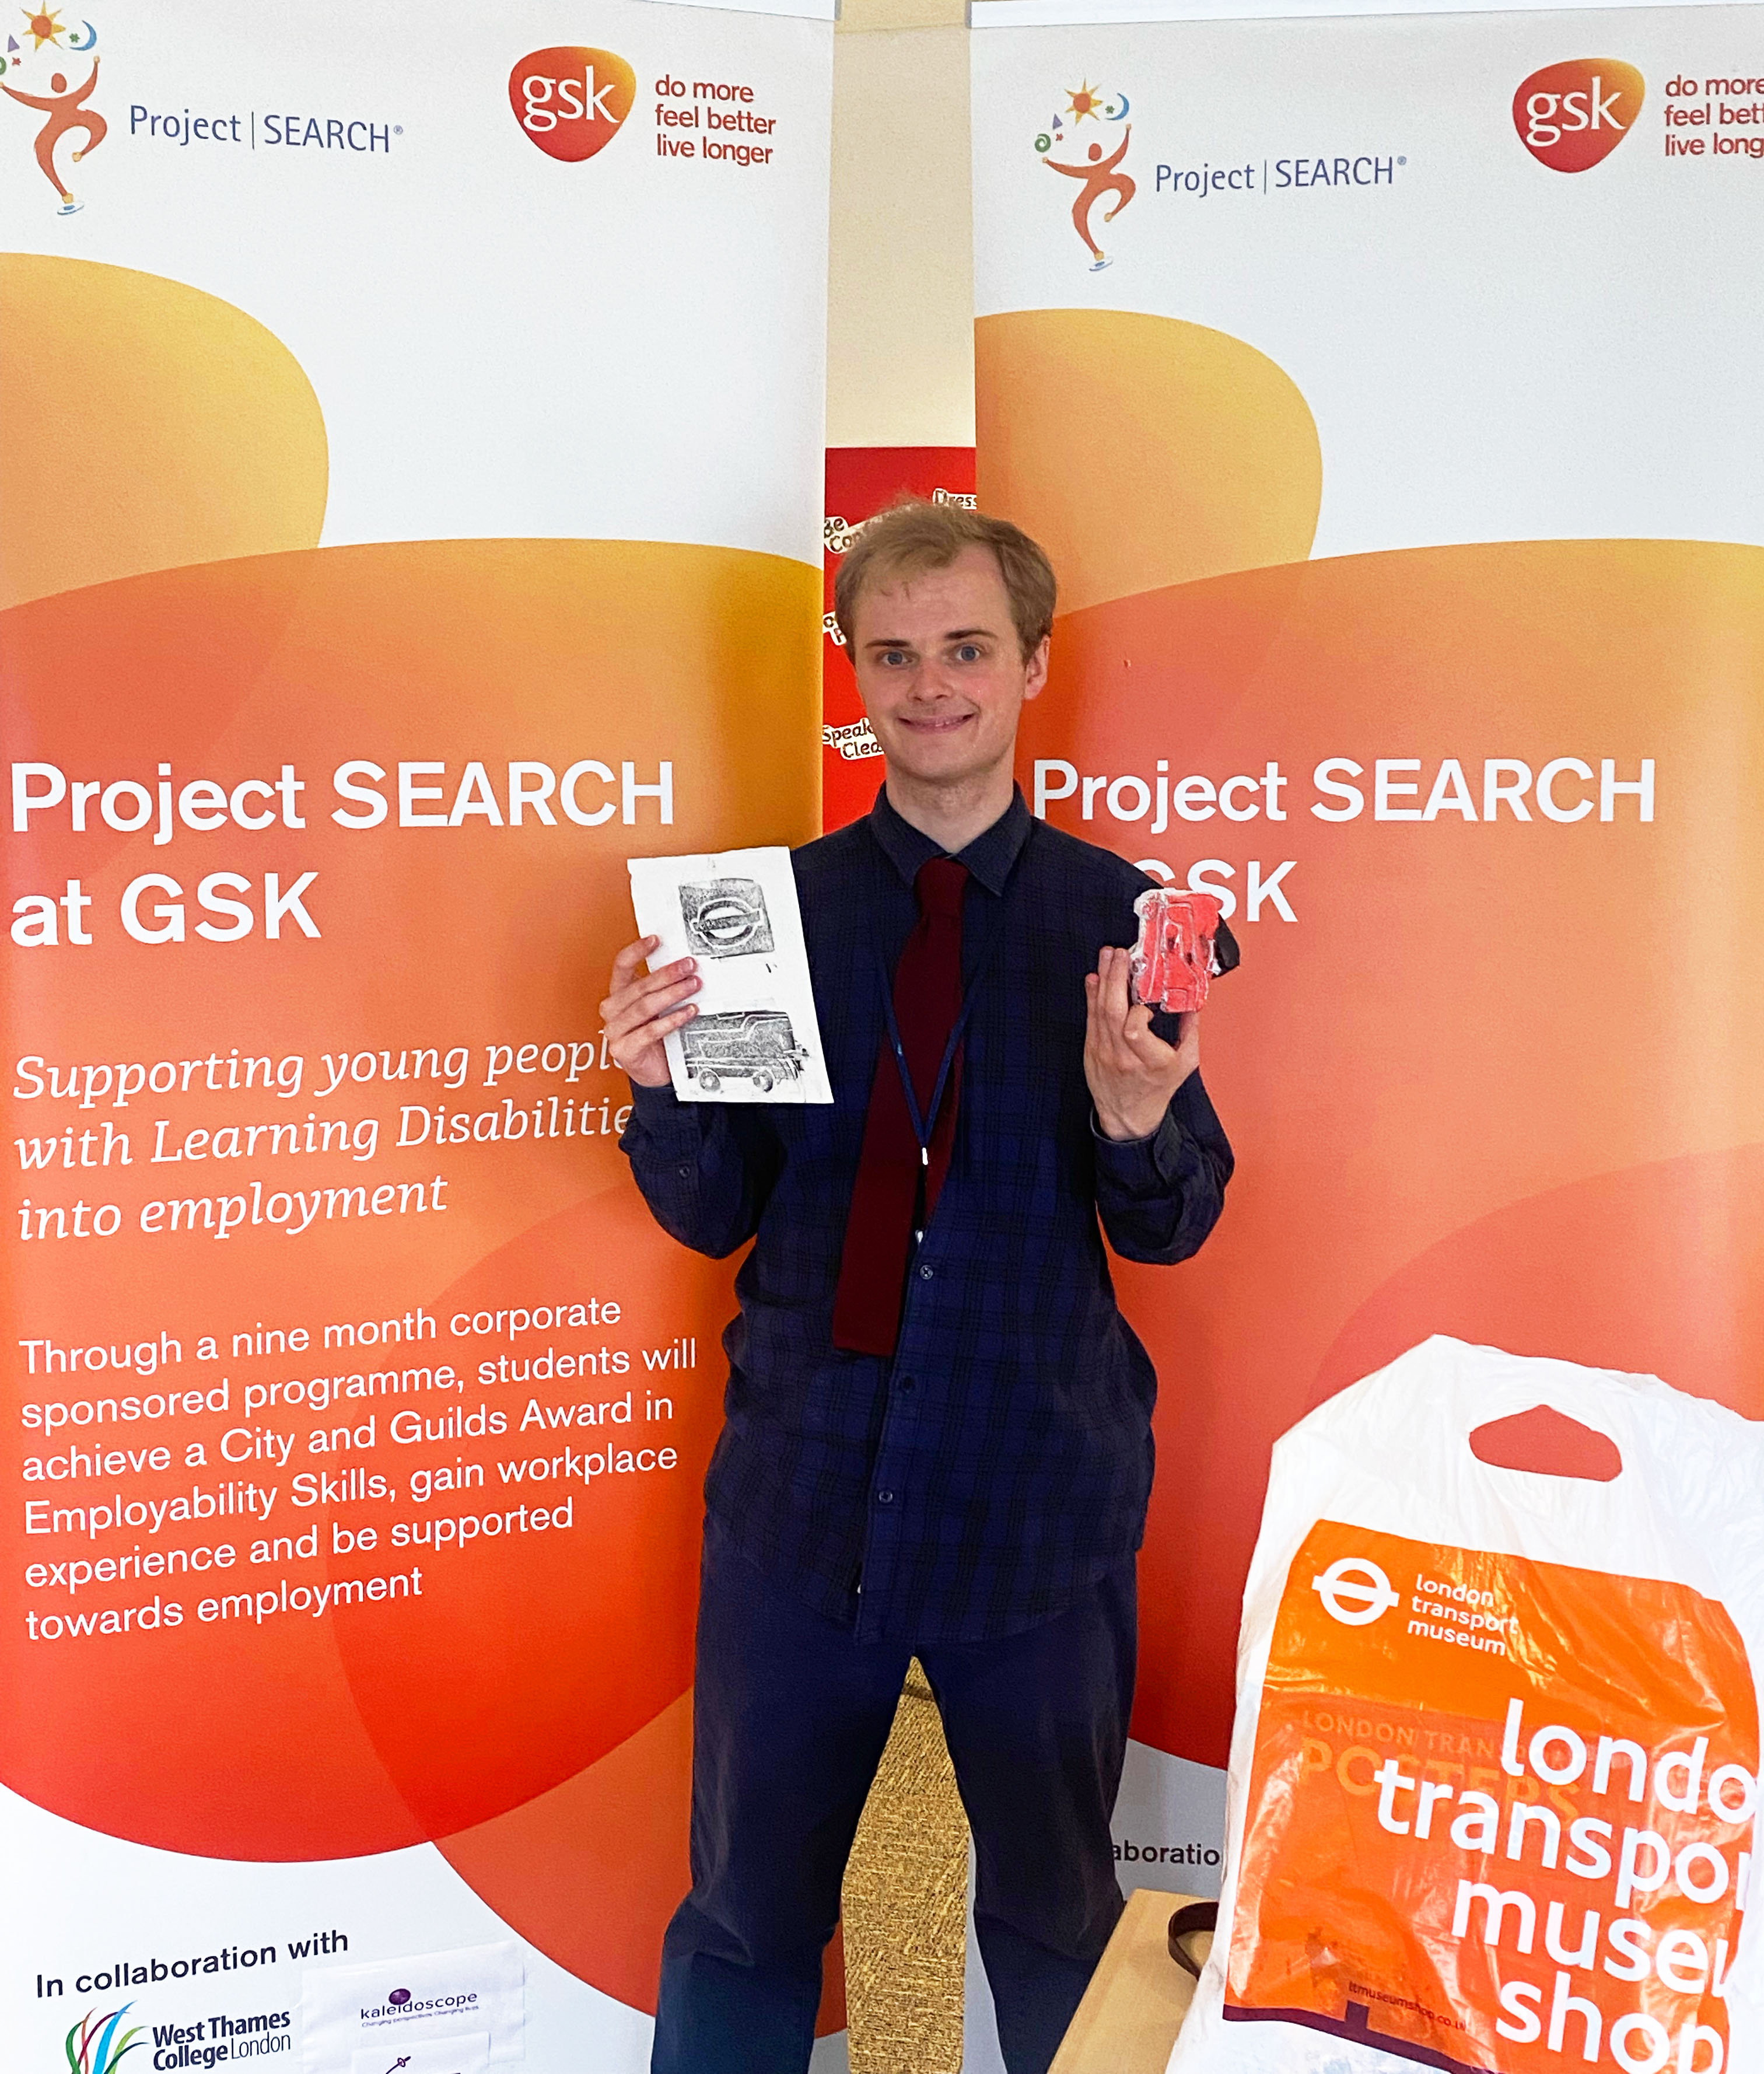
[876,905,1003,1164]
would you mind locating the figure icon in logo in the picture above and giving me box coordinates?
[4,54,104,212]
[1042,127,1135,270]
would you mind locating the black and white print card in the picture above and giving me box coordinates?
[626,846,834,1104]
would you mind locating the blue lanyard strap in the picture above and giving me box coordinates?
[876,904,1004,1161]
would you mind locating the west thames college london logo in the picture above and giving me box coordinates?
[62,2004,142,2074]
[1,6,106,214]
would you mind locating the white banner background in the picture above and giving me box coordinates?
[968,6,1764,2056]
[2,3,835,2069]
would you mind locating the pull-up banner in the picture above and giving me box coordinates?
[1,2,833,2068]
[970,0,1764,1899]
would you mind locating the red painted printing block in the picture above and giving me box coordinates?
[1130,889,1225,1013]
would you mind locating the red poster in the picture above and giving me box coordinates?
[822,447,977,834]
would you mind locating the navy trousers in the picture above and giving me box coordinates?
[652,1519,1136,2074]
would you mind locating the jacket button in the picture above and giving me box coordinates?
[876,1489,894,1505]
[918,1265,933,1280]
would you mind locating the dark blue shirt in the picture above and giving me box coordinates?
[620,787,1233,1643]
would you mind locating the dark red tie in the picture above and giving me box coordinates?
[832,857,968,1356]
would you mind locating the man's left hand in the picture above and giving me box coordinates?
[1084,945,1200,1142]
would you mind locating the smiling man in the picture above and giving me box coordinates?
[605,500,1234,2074]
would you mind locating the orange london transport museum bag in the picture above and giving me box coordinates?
[1170,1337,1764,2074]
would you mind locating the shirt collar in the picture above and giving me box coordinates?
[866,783,1032,898]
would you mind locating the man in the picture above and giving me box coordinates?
[604,501,1233,2074]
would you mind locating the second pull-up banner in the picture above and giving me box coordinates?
[970,0,1764,1894]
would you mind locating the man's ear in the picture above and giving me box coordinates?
[1021,635,1051,703]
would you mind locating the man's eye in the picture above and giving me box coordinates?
[880,650,911,667]
[954,644,983,662]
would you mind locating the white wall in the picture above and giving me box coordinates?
[828,5,974,447]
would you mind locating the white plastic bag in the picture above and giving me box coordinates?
[1171,1335,1764,2074]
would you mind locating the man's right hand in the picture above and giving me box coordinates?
[601,936,701,1089]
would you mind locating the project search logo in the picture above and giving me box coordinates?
[1034,77,1136,270]
[509,46,635,162]
[1,7,106,214]
[1514,58,1646,171]
[1311,1555,1400,1627]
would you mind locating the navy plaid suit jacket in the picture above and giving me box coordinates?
[620,786,1233,1643]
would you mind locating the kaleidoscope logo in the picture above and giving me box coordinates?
[63,2006,143,2074]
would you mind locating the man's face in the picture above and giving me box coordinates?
[849,545,1048,795]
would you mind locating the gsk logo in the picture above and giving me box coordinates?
[1513,59,1646,172]
[509,46,635,162]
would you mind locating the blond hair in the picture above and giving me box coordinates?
[834,498,1057,660]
